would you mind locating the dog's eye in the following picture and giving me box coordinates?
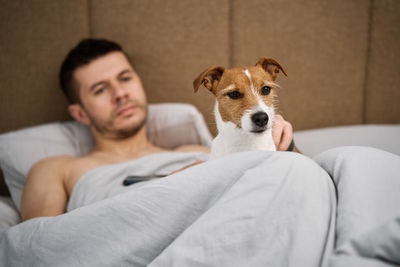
[261,86,272,95]
[227,91,243,99]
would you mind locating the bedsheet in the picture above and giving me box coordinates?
[1,148,399,267]
[0,196,19,229]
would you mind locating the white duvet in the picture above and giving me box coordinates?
[1,147,399,267]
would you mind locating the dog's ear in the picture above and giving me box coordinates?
[256,57,287,81]
[193,66,225,94]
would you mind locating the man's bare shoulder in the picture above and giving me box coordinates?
[21,155,83,221]
[29,155,77,175]
[28,154,101,184]
[31,154,100,169]
[28,154,104,194]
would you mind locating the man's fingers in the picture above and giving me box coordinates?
[272,115,294,151]
[277,122,293,151]
[272,115,284,147]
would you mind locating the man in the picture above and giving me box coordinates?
[20,39,296,221]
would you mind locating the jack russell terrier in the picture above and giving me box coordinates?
[193,57,287,159]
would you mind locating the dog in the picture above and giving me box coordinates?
[193,57,287,159]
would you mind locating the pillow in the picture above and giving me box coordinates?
[0,103,213,211]
[294,124,400,157]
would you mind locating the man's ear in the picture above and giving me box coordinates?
[256,57,287,81]
[68,104,91,126]
[193,66,225,95]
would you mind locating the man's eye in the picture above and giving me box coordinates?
[227,91,243,99]
[94,88,105,95]
[261,86,272,95]
[121,76,132,82]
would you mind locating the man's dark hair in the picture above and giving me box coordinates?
[59,38,129,103]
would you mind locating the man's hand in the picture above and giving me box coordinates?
[272,115,299,152]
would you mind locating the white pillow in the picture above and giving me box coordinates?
[294,124,400,158]
[0,103,212,211]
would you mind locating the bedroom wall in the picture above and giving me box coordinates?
[1,0,399,136]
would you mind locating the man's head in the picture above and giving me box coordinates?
[60,38,148,139]
[60,38,129,104]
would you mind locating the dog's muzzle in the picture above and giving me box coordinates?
[251,112,269,132]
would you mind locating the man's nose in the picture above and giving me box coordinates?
[112,83,129,103]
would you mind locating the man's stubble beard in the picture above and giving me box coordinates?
[87,102,148,140]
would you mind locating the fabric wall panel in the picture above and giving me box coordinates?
[231,0,370,130]
[0,0,398,135]
[365,0,400,124]
[0,0,89,133]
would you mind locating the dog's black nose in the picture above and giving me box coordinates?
[251,112,269,127]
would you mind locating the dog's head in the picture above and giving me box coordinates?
[194,57,287,133]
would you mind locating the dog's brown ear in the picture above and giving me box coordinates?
[193,66,225,94]
[256,57,287,81]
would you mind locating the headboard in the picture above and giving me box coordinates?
[1,0,399,195]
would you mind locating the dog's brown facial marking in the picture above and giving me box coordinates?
[214,66,278,128]
[193,57,286,129]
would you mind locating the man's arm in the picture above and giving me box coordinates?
[21,157,69,221]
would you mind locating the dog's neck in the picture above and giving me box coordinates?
[211,102,276,159]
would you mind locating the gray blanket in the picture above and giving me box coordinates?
[1,147,399,267]
[67,152,210,211]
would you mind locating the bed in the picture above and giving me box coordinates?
[1,1,400,266]
[0,103,400,266]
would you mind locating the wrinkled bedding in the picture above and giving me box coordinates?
[1,147,399,267]
[67,152,210,211]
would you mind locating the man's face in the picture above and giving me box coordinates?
[72,51,148,139]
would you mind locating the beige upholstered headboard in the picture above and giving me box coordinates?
[1,0,399,195]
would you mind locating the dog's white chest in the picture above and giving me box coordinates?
[210,103,276,159]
